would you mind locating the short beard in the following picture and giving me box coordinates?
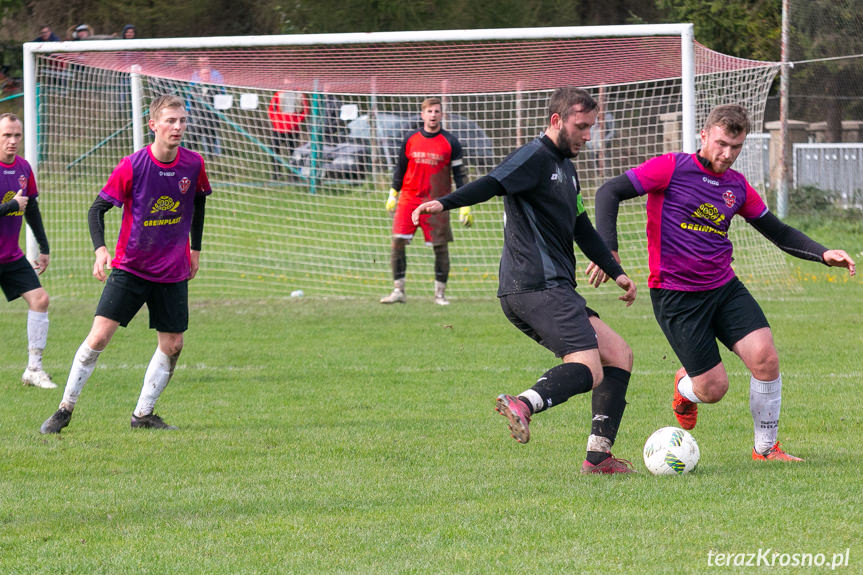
[555,125,577,158]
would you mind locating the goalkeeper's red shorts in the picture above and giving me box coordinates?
[392,195,452,246]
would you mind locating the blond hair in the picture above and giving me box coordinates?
[150,95,185,121]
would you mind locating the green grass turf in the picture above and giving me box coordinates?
[1,275,861,574]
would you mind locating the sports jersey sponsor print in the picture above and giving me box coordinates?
[394,129,462,201]
[627,152,766,291]
[100,146,211,283]
[0,156,37,263]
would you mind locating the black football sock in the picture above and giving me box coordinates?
[586,451,611,465]
[433,244,450,283]
[391,243,406,282]
[588,366,631,452]
[516,395,535,415]
[530,362,594,413]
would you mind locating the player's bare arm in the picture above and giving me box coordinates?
[822,249,856,276]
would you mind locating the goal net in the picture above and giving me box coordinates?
[24,26,782,301]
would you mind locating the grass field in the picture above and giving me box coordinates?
[1,263,861,573]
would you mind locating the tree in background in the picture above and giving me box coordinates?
[2,0,859,141]
[788,0,863,141]
[280,0,659,34]
[653,0,781,61]
[0,0,284,49]
[0,0,658,80]
[654,0,863,138]
[3,0,663,41]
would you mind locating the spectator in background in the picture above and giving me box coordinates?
[267,79,308,180]
[0,66,21,95]
[116,25,139,110]
[34,26,61,42]
[35,27,69,96]
[73,24,93,40]
[187,56,225,156]
[319,93,344,146]
[147,54,190,98]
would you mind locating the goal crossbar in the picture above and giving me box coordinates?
[22,25,787,301]
[23,24,698,163]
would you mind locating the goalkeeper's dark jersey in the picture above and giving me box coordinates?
[489,135,617,297]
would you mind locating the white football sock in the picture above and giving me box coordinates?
[750,374,781,454]
[586,434,613,453]
[60,343,102,411]
[27,310,49,370]
[676,373,702,403]
[134,348,178,418]
[519,389,544,413]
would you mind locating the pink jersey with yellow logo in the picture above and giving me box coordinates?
[626,152,767,291]
[0,156,38,264]
[100,145,211,283]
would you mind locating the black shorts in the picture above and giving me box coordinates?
[0,256,42,302]
[650,277,769,377]
[499,284,599,358]
[96,268,189,333]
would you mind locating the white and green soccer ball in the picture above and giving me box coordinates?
[643,426,700,475]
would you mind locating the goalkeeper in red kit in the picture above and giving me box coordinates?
[380,97,473,306]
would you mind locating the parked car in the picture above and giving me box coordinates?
[290,111,494,180]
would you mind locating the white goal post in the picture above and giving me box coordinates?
[23,25,782,300]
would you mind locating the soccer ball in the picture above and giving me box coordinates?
[643,426,700,475]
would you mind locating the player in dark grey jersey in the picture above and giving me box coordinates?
[413,87,638,474]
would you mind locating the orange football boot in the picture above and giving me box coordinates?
[672,367,698,430]
[752,442,804,462]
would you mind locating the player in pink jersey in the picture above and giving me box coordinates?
[41,95,212,434]
[0,113,56,389]
[592,104,855,461]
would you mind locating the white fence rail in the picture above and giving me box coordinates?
[793,143,863,208]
